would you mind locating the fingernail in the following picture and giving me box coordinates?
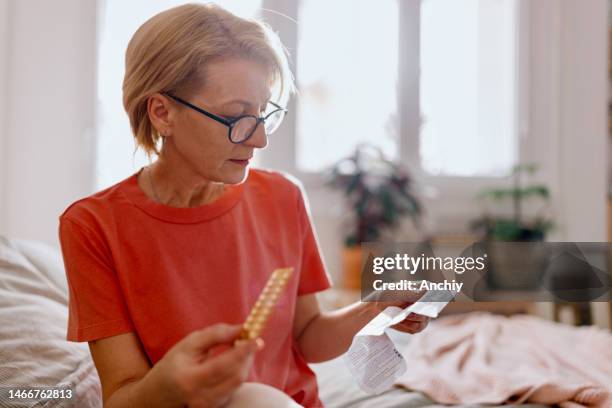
[255,338,265,350]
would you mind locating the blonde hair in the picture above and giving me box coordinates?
[123,2,294,155]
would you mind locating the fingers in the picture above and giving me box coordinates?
[195,370,245,406]
[187,373,241,408]
[404,312,429,322]
[184,324,242,353]
[392,314,430,334]
[391,320,424,333]
[176,328,263,406]
[193,338,260,387]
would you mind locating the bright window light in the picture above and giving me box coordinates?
[295,0,399,173]
[419,0,518,177]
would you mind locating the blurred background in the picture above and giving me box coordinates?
[0,0,609,325]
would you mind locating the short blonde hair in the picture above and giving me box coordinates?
[123,2,294,155]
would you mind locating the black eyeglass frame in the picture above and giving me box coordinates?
[163,92,287,144]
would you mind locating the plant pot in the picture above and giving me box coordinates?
[342,245,362,290]
[485,240,548,290]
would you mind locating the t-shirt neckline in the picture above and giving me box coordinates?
[119,167,246,224]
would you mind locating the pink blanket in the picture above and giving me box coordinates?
[396,312,612,407]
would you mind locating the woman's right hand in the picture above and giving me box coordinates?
[154,323,262,408]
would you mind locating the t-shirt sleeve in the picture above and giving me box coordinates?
[295,184,333,296]
[59,216,135,342]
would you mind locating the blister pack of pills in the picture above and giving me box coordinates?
[239,267,294,340]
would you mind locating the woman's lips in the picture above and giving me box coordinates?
[229,158,250,166]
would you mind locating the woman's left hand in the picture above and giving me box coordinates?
[371,288,431,334]
[390,312,430,334]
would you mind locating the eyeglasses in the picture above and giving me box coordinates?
[163,92,288,144]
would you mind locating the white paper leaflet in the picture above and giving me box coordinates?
[343,288,457,394]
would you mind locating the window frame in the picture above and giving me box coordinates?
[259,0,533,195]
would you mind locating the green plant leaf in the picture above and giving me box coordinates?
[520,185,550,199]
[478,188,515,200]
[512,163,538,174]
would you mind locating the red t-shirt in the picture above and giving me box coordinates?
[58,167,332,407]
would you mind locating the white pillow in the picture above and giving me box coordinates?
[0,236,102,407]
[11,238,68,301]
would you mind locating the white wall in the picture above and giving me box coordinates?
[0,0,97,247]
[525,0,608,243]
[0,1,9,234]
[557,0,608,242]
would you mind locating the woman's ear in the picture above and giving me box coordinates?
[147,93,174,137]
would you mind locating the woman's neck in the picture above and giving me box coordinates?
[141,156,225,208]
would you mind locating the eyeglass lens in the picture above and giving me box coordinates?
[230,109,285,143]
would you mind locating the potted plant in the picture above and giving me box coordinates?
[470,163,554,289]
[326,144,424,289]
[471,163,554,241]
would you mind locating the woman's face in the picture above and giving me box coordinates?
[157,57,273,184]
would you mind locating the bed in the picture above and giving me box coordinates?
[2,236,606,407]
[311,330,548,408]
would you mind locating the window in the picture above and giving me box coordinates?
[419,0,519,176]
[295,0,399,173]
[270,0,522,179]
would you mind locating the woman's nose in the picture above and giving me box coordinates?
[244,121,268,149]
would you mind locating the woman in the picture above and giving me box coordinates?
[59,3,429,407]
